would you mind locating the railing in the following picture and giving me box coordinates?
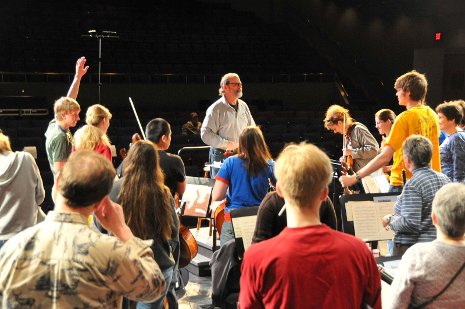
[0,71,338,85]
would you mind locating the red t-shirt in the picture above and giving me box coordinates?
[239,225,381,309]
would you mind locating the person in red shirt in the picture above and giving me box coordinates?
[239,143,381,309]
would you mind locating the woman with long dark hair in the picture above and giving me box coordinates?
[110,141,179,309]
[212,126,275,245]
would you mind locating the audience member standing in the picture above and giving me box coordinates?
[239,143,381,308]
[388,183,465,309]
[201,73,255,177]
[110,141,180,309]
[341,70,441,193]
[436,101,465,182]
[382,135,450,256]
[0,150,166,308]
[0,133,45,249]
[182,112,202,136]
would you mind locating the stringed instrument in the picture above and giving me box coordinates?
[342,116,354,195]
[213,201,226,236]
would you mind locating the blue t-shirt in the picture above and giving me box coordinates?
[215,155,275,213]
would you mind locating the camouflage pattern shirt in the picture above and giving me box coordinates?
[0,211,166,308]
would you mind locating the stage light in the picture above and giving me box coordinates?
[435,32,442,41]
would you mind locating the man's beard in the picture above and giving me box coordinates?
[237,91,243,99]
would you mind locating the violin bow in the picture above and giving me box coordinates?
[128,97,147,140]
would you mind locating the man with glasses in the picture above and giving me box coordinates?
[201,73,255,177]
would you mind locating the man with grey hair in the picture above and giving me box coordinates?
[201,73,255,177]
[382,135,450,256]
[0,150,166,308]
[388,183,465,308]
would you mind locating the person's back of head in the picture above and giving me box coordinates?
[120,140,173,241]
[394,70,428,102]
[73,125,103,151]
[54,97,80,121]
[275,143,332,208]
[145,118,170,144]
[238,126,272,176]
[86,104,112,127]
[402,135,432,169]
[432,183,465,238]
[59,150,115,208]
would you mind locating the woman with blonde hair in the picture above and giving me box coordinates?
[324,104,379,172]
[110,141,179,309]
[212,125,275,245]
[73,104,112,160]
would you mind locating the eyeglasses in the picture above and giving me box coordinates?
[227,82,242,87]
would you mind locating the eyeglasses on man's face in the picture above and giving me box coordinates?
[227,82,242,87]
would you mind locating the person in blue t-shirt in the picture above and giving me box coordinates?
[212,126,275,245]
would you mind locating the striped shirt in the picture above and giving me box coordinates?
[389,166,450,245]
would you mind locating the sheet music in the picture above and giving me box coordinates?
[181,184,212,217]
[346,201,368,221]
[232,216,257,251]
[352,201,394,241]
[383,259,401,278]
[361,170,390,193]
[361,176,381,193]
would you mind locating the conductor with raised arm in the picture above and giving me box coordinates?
[201,73,255,177]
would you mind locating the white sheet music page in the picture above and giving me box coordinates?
[352,201,394,241]
[232,216,257,251]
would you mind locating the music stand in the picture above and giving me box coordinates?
[180,176,215,217]
[230,206,259,261]
[339,193,399,236]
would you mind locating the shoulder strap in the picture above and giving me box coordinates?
[410,261,465,309]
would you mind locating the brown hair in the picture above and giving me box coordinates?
[375,109,396,123]
[394,70,428,102]
[238,126,272,177]
[436,101,463,124]
[118,141,174,241]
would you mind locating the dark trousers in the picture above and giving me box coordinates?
[392,243,412,257]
